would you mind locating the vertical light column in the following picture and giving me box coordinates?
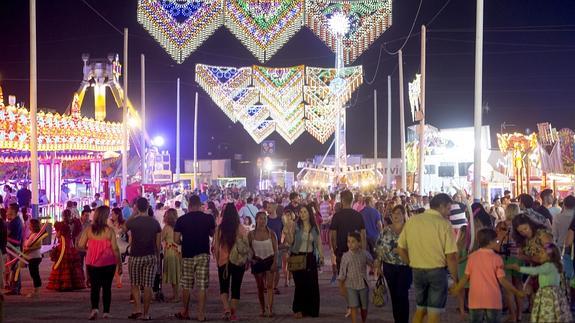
[176,78,181,183]
[122,28,129,199]
[473,0,484,202]
[29,0,39,218]
[141,54,146,185]
[387,75,392,189]
[90,159,101,198]
[398,50,407,191]
[418,25,426,195]
[193,92,198,191]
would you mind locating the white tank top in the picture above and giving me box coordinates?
[252,238,274,259]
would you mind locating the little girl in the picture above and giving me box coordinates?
[338,232,373,323]
[507,243,572,322]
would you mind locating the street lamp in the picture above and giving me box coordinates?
[151,135,165,147]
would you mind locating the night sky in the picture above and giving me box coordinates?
[1,0,574,172]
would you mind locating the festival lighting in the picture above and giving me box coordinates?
[137,0,224,63]
[224,0,305,62]
[0,104,123,152]
[328,12,350,36]
[196,63,363,145]
[305,0,393,64]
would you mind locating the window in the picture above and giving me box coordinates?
[438,166,454,177]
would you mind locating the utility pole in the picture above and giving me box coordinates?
[374,89,378,173]
[176,78,181,183]
[30,0,39,218]
[141,54,146,187]
[122,28,128,199]
[387,75,392,189]
[418,25,426,195]
[473,0,484,202]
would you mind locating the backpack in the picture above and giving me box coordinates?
[229,234,251,266]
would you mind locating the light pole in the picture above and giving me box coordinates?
[30,0,39,218]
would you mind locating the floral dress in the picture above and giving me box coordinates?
[375,226,406,266]
[523,229,552,264]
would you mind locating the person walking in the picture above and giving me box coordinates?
[124,197,161,321]
[23,219,43,298]
[78,206,122,320]
[397,193,459,323]
[285,204,324,318]
[338,231,373,323]
[213,203,248,321]
[374,205,412,323]
[360,196,382,258]
[161,208,181,302]
[249,211,278,317]
[174,195,216,321]
[5,204,22,295]
[265,201,284,294]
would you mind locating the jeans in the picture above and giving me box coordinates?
[469,309,501,323]
[412,267,448,313]
[383,262,412,323]
[28,258,42,288]
[87,265,116,313]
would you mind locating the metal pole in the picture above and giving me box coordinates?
[473,0,484,202]
[419,25,426,195]
[398,50,407,191]
[387,75,392,189]
[30,0,39,218]
[176,78,181,183]
[374,89,378,171]
[193,92,198,191]
[141,54,146,187]
[122,28,128,199]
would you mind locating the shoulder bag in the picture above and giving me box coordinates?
[287,228,310,272]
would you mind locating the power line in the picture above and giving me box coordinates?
[80,0,124,36]
[382,0,423,55]
[427,0,452,27]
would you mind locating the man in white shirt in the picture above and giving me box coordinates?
[174,201,185,217]
[238,197,258,224]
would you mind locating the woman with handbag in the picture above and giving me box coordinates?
[285,204,324,319]
[248,211,278,318]
[213,203,248,321]
[374,205,411,323]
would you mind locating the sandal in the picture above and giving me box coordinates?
[222,311,231,320]
[174,312,190,320]
[197,317,207,322]
[128,312,142,320]
[141,315,152,321]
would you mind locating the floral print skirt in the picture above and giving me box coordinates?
[531,285,572,323]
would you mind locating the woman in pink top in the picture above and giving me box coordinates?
[213,203,247,321]
[78,206,122,320]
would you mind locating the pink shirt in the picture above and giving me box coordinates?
[465,248,505,309]
[86,238,117,267]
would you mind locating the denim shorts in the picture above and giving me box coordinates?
[347,288,369,309]
[469,309,501,323]
[412,267,448,313]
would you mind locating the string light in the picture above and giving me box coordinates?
[305,0,393,64]
[225,0,305,63]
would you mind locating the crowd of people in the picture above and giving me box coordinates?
[2,183,575,323]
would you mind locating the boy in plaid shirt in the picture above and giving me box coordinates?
[338,232,373,323]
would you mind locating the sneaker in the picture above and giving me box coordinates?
[102,313,110,319]
[89,309,99,321]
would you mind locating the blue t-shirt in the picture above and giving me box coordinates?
[267,216,283,242]
[122,206,133,220]
[8,217,23,247]
[360,206,382,240]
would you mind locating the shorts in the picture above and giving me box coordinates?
[412,267,448,313]
[129,255,158,288]
[347,288,369,309]
[181,254,210,290]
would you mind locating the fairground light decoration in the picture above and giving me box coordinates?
[195,63,362,144]
[138,0,392,64]
[225,0,305,62]
[137,0,225,64]
[305,0,393,64]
